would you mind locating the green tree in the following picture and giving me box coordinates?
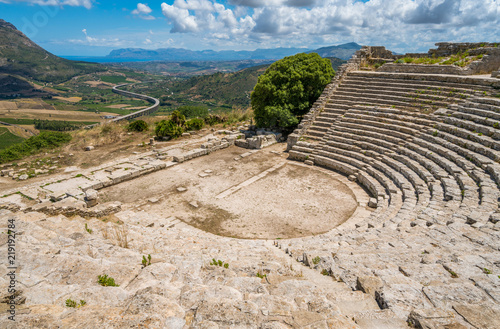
[251,53,334,130]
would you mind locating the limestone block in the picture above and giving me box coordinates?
[368,198,378,208]
[173,155,185,163]
[453,304,500,329]
[235,139,248,148]
[408,308,459,329]
[356,276,383,298]
[85,189,98,207]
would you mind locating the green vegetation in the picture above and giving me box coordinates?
[312,256,321,265]
[321,269,330,276]
[178,105,209,119]
[483,268,492,275]
[97,274,119,287]
[84,223,92,234]
[185,118,204,131]
[210,259,229,268]
[155,120,183,139]
[0,131,71,164]
[251,53,335,130]
[256,272,267,279]
[0,127,25,150]
[127,120,148,132]
[446,268,459,278]
[65,299,86,308]
[141,254,152,268]
[34,119,82,131]
[100,75,128,84]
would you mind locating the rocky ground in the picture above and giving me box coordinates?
[1,128,499,328]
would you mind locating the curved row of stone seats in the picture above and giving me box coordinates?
[293,101,498,229]
[346,106,496,224]
[300,70,495,143]
[315,109,446,227]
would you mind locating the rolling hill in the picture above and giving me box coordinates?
[0,19,104,84]
[162,57,346,108]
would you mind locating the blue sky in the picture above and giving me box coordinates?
[0,0,499,56]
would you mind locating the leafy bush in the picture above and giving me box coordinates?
[251,53,334,130]
[170,110,186,127]
[127,120,148,132]
[97,274,119,287]
[185,118,204,131]
[178,106,209,119]
[0,131,71,164]
[155,120,183,139]
[204,114,226,126]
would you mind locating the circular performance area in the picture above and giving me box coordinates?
[101,144,364,239]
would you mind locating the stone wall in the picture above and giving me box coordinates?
[430,42,500,57]
[380,47,500,76]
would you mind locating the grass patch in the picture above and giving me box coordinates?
[0,131,71,164]
[0,127,25,150]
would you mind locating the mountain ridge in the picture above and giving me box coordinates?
[106,43,362,62]
[0,19,104,83]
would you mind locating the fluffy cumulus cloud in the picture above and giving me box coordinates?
[1,0,93,9]
[160,0,500,52]
[132,3,155,20]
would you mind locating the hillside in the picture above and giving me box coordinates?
[166,65,268,108]
[151,57,346,109]
[308,42,362,60]
[0,19,104,83]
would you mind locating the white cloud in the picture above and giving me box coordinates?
[159,0,499,52]
[132,3,152,15]
[71,28,129,47]
[132,3,155,20]
[4,0,93,8]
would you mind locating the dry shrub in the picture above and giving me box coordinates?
[113,225,129,248]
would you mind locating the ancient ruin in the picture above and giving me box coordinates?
[1,43,500,328]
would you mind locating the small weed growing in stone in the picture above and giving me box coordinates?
[98,274,119,287]
[256,272,266,279]
[85,223,92,234]
[432,131,438,137]
[312,256,321,265]
[141,254,151,268]
[446,268,459,278]
[210,258,229,268]
[321,269,329,276]
[66,299,86,308]
[483,268,492,275]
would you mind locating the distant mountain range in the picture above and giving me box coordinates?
[106,42,362,62]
